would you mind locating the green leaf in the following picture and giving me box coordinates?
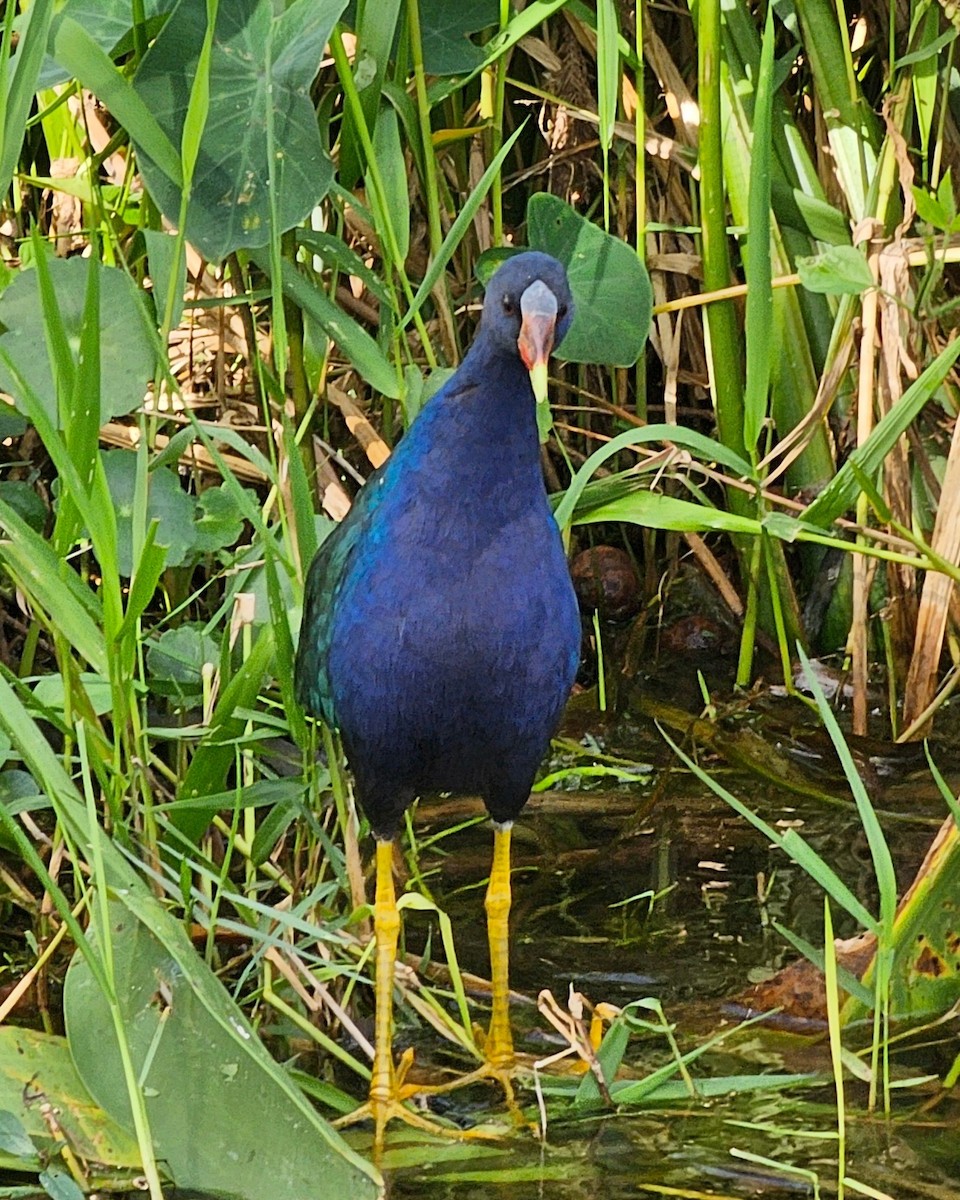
[912,184,950,230]
[133,0,347,261]
[33,672,113,717]
[369,105,409,264]
[296,229,392,307]
[144,228,186,329]
[418,0,497,74]
[595,0,619,154]
[50,17,182,188]
[0,495,107,676]
[254,251,400,398]
[0,481,46,532]
[796,245,874,295]
[176,625,274,838]
[64,900,380,1200]
[0,770,49,853]
[554,422,754,532]
[769,179,851,245]
[101,450,194,575]
[146,626,219,702]
[39,1167,85,1200]
[527,194,651,366]
[573,1013,631,1110]
[337,0,403,186]
[0,1027,140,1168]
[0,0,55,198]
[193,483,247,553]
[0,259,156,428]
[38,0,173,88]
[742,5,775,454]
[936,167,956,220]
[803,337,960,527]
[575,488,763,535]
[0,1110,36,1160]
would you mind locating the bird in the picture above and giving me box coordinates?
[294,251,581,1147]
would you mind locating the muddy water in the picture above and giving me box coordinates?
[375,684,960,1199]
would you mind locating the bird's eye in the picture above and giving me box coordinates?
[502,295,515,315]
[558,303,568,319]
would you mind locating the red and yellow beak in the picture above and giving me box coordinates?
[517,280,558,409]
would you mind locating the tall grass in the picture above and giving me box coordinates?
[0,0,959,1191]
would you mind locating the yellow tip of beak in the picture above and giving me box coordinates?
[529,360,549,407]
[530,361,552,442]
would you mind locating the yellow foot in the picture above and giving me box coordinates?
[407,1040,535,1137]
[333,1048,511,1152]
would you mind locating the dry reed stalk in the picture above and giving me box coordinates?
[851,243,881,735]
[903,413,960,731]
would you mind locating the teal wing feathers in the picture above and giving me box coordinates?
[293,463,387,727]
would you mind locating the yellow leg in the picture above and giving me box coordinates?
[370,837,401,1149]
[336,838,509,1152]
[484,822,515,1070]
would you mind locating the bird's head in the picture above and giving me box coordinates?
[482,252,574,409]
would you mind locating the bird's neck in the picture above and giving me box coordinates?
[440,340,542,470]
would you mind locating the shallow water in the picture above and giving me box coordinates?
[371,680,960,1199]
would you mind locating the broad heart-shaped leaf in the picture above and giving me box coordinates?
[193,481,248,553]
[0,260,156,427]
[146,625,218,703]
[37,0,173,89]
[418,0,497,74]
[101,450,195,576]
[527,194,652,367]
[64,901,380,1200]
[133,0,347,262]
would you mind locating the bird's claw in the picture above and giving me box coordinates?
[334,1047,512,1153]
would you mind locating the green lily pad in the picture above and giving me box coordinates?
[527,194,652,367]
[101,450,195,576]
[133,0,347,261]
[0,259,156,428]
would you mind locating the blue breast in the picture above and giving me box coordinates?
[295,334,581,837]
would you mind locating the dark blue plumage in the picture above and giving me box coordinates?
[295,251,580,838]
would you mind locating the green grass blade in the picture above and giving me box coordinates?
[796,644,898,931]
[0,497,107,676]
[803,336,960,527]
[660,725,879,932]
[596,0,619,230]
[742,5,774,455]
[554,423,754,531]
[251,250,400,399]
[51,17,183,188]
[0,0,54,195]
[401,121,527,331]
